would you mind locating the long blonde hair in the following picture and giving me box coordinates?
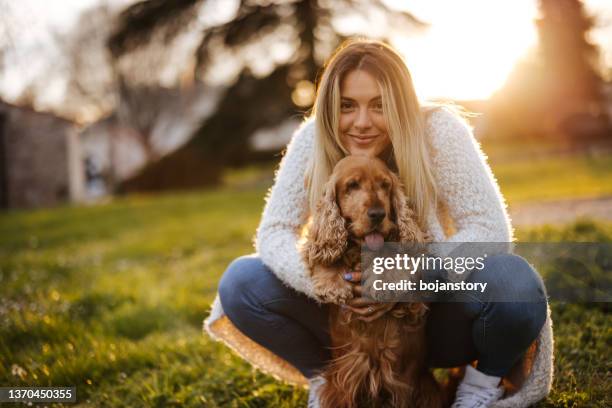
[306,38,437,227]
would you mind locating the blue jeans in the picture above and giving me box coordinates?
[218,253,547,378]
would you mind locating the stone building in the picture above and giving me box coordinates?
[0,101,85,209]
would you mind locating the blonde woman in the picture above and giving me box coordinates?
[205,39,553,408]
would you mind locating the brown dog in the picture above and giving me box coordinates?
[302,155,445,408]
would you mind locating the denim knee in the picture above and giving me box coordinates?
[471,254,548,345]
[472,253,548,303]
[493,299,547,338]
[218,255,266,319]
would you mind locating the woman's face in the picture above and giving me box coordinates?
[339,69,390,157]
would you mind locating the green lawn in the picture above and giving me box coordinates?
[0,153,610,406]
[492,154,612,204]
[224,152,612,205]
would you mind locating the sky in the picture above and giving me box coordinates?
[390,0,612,100]
[391,0,540,100]
[1,0,611,107]
[0,0,133,108]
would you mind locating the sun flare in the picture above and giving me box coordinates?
[392,0,539,101]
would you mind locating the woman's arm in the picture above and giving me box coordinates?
[254,118,316,298]
[427,108,513,244]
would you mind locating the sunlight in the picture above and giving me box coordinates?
[391,0,539,100]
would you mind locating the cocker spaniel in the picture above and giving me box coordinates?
[301,155,445,408]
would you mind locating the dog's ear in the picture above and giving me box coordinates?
[390,172,424,243]
[304,177,348,267]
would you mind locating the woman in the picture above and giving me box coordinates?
[205,39,553,408]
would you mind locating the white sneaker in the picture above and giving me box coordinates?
[307,375,325,408]
[451,365,504,408]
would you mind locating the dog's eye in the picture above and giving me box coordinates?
[346,180,360,191]
[381,180,391,190]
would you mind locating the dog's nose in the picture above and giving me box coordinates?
[368,207,386,224]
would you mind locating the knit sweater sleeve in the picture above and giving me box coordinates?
[427,108,513,245]
[254,119,316,298]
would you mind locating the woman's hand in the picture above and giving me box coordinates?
[343,271,395,322]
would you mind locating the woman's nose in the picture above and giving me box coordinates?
[354,107,372,130]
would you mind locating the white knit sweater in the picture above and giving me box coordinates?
[255,108,513,296]
[204,108,554,408]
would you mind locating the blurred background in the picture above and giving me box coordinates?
[0,1,611,406]
[0,0,610,216]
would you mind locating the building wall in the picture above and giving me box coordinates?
[0,103,84,209]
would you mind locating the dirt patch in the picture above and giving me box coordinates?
[509,196,612,227]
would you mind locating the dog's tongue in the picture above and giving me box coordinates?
[365,232,384,250]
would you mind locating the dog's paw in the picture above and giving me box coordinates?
[312,273,354,304]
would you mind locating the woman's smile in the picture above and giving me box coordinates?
[347,133,382,145]
[339,69,390,157]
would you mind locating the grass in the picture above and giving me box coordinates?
[492,153,612,204]
[0,189,275,407]
[514,221,611,407]
[222,151,612,205]
[0,153,610,406]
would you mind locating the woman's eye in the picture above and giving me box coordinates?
[340,101,353,111]
[372,102,383,112]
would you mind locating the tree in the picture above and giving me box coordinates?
[61,3,214,190]
[485,0,608,142]
[60,4,117,123]
[536,0,605,118]
[108,0,425,192]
